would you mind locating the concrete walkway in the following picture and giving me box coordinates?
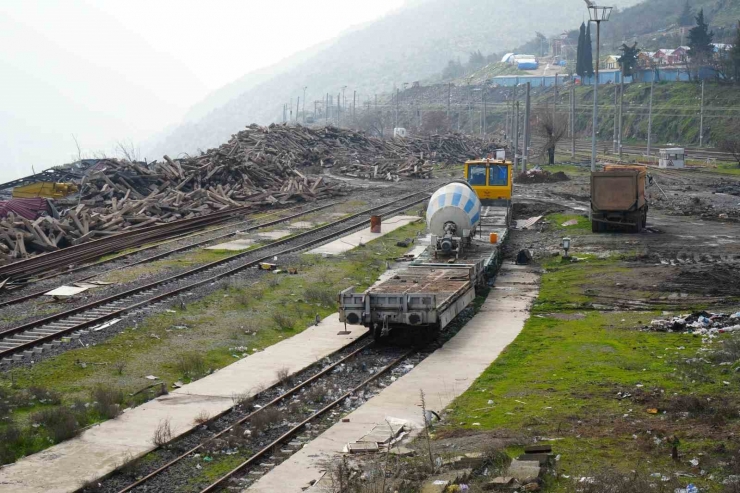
[247,264,540,493]
[0,315,365,493]
[306,216,421,256]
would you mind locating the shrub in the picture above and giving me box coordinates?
[0,425,23,465]
[152,418,172,446]
[276,367,291,385]
[175,352,207,379]
[27,386,61,405]
[32,407,80,443]
[304,285,337,307]
[271,311,294,331]
[91,386,125,420]
[249,407,281,433]
[193,410,210,425]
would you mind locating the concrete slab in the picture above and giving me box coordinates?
[288,221,314,229]
[0,315,366,493]
[205,239,255,251]
[305,216,421,256]
[247,264,540,493]
[256,230,291,240]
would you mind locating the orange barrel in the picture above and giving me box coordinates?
[370,215,382,233]
[489,232,499,244]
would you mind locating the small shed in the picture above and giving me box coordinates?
[659,148,685,169]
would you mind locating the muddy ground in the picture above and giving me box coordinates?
[509,166,740,312]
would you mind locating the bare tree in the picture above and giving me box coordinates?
[533,105,568,164]
[355,110,391,138]
[419,111,447,135]
[717,120,740,167]
[115,140,140,162]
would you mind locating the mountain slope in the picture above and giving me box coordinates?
[147,0,616,159]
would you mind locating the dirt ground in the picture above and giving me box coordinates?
[510,166,740,311]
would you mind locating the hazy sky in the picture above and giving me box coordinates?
[0,0,404,182]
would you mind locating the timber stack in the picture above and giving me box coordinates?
[0,123,503,263]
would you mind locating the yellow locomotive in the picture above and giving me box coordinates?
[463,159,513,206]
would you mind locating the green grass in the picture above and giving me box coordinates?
[441,254,740,491]
[546,213,591,233]
[0,219,425,466]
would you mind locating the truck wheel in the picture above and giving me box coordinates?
[631,213,641,233]
[592,220,602,233]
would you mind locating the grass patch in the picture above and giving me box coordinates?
[547,213,591,232]
[0,219,427,466]
[441,255,740,491]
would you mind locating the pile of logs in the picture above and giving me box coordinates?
[0,124,503,262]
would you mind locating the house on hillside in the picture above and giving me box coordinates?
[604,55,621,70]
[654,49,679,65]
[712,43,733,60]
[673,46,690,63]
[638,51,657,67]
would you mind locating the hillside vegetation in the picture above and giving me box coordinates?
[146,0,618,159]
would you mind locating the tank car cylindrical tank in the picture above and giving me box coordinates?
[426,182,481,254]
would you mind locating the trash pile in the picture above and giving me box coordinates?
[644,311,740,335]
[515,167,570,184]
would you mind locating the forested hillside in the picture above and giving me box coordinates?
[146,0,631,158]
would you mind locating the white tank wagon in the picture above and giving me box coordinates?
[339,182,511,341]
[426,182,482,257]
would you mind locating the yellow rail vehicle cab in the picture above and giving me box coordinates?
[463,159,513,206]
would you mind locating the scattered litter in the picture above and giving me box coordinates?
[644,311,740,335]
[173,381,183,388]
[91,318,121,332]
[145,375,159,380]
[561,219,579,227]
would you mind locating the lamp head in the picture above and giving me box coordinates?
[588,5,612,22]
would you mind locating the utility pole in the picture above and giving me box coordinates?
[467,79,473,134]
[353,90,356,124]
[510,85,517,151]
[326,93,329,123]
[374,94,377,113]
[647,69,655,160]
[314,100,318,120]
[483,94,487,136]
[302,86,307,124]
[618,68,624,159]
[523,82,531,172]
[553,74,558,122]
[395,89,399,129]
[337,93,341,125]
[571,85,576,159]
[447,83,452,131]
[613,83,618,154]
[296,98,300,124]
[514,101,520,168]
[699,79,705,147]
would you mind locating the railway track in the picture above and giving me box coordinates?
[551,140,737,166]
[0,190,432,364]
[89,337,414,493]
[0,202,336,309]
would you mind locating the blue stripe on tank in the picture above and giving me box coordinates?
[463,198,475,213]
[470,212,480,225]
[451,192,462,206]
[437,193,446,208]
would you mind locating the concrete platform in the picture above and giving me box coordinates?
[289,221,315,229]
[205,239,255,251]
[247,264,540,493]
[0,316,366,493]
[305,216,421,256]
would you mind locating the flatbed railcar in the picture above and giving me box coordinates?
[339,159,513,340]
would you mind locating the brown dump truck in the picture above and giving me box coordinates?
[591,165,648,233]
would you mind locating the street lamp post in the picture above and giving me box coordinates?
[302,86,307,125]
[587,4,612,172]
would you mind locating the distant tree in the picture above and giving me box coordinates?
[678,0,694,27]
[618,42,641,76]
[419,111,448,135]
[576,23,587,77]
[585,22,595,78]
[731,22,740,82]
[468,50,485,68]
[688,9,715,68]
[535,32,548,56]
[534,106,568,165]
[442,59,465,79]
[717,120,740,167]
